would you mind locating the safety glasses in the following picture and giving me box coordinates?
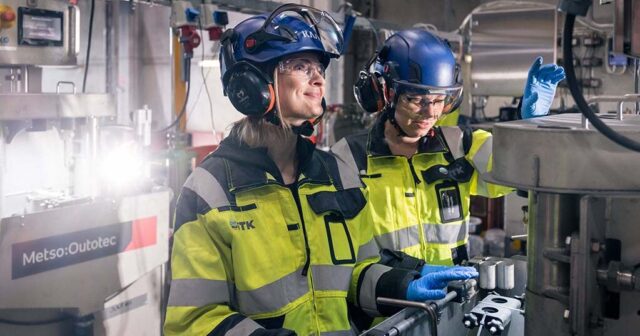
[395,81,463,114]
[278,57,326,79]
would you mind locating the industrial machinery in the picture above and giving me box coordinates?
[0,1,171,334]
[493,0,640,334]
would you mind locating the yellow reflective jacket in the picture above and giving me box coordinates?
[333,113,512,266]
[331,113,512,318]
[164,135,371,336]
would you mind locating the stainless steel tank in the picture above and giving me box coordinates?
[490,114,640,336]
[465,2,557,97]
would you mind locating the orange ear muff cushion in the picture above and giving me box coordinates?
[265,84,276,115]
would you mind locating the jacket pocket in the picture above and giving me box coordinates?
[324,213,356,264]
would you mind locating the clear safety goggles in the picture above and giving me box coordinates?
[278,57,326,79]
[395,81,463,114]
[248,4,344,57]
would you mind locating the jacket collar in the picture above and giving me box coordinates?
[212,133,331,192]
[367,109,449,157]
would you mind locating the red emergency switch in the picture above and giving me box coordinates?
[0,5,16,29]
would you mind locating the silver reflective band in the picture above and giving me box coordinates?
[359,264,392,316]
[472,137,492,174]
[375,225,421,251]
[357,239,380,262]
[225,318,262,336]
[311,265,351,292]
[236,268,309,315]
[422,221,468,244]
[440,127,465,159]
[330,139,363,190]
[168,278,230,307]
[184,167,230,209]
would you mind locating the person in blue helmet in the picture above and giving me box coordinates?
[332,29,564,328]
[164,5,451,336]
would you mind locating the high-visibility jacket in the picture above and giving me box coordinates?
[333,113,512,266]
[331,113,512,318]
[434,108,459,127]
[164,134,371,336]
[331,113,512,316]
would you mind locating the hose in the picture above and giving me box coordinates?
[562,14,640,152]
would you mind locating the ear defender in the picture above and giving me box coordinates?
[353,50,388,113]
[221,28,275,116]
[224,62,275,116]
[354,70,386,113]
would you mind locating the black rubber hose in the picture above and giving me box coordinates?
[563,14,640,152]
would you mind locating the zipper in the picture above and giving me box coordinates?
[408,157,421,185]
[288,184,321,334]
[289,184,311,276]
[408,156,428,261]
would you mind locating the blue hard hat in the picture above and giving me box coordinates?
[380,29,462,113]
[382,29,459,87]
[220,4,343,79]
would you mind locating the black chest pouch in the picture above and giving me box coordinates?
[421,157,474,184]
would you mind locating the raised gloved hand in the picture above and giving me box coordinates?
[521,56,566,119]
[406,265,478,301]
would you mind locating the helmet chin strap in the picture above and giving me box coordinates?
[387,109,409,137]
[291,98,326,136]
[385,94,409,137]
[265,98,326,137]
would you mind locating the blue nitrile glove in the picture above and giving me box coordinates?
[407,265,479,301]
[521,56,566,119]
[420,264,478,277]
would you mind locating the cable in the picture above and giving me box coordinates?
[82,0,96,93]
[157,80,191,133]
[563,14,640,152]
[198,16,219,140]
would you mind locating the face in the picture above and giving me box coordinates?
[275,52,326,126]
[393,93,446,138]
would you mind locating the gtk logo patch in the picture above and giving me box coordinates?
[230,220,255,231]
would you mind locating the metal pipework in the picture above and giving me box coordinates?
[596,261,640,292]
[581,94,640,128]
[463,295,522,335]
[375,291,458,336]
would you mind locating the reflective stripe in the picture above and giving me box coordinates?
[225,318,262,336]
[422,221,468,244]
[471,137,492,174]
[375,225,421,251]
[440,127,464,159]
[167,278,229,307]
[312,265,351,292]
[359,264,391,315]
[321,330,355,336]
[357,239,380,262]
[184,167,230,209]
[236,268,309,315]
[476,178,489,197]
[331,139,363,190]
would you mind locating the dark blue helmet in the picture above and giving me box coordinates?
[220,4,343,81]
[381,29,462,113]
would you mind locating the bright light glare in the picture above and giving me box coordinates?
[99,142,145,190]
[198,59,220,68]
